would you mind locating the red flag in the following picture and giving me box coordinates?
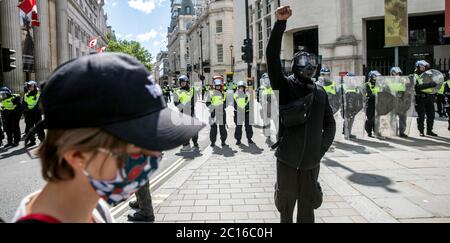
[18,0,35,14]
[97,46,107,53]
[446,0,450,37]
[31,11,40,27]
[88,38,98,48]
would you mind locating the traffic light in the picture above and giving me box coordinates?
[241,39,253,63]
[2,48,17,72]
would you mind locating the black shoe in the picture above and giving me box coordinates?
[399,133,408,138]
[210,143,215,147]
[248,139,254,144]
[420,132,426,137]
[193,142,199,148]
[127,212,155,222]
[427,131,438,137]
[221,142,227,146]
[236,141,241,145]
[129,200,139,210]
[349,135,356,139]
[11,143,19,147]
[26,141,36,147]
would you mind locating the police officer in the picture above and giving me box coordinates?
[365,70,382,138]
[259,73,275,144]
[23,81,45,146]
[173,75,199,151]
[0,87,23,148]
[207,79,228,147]
[436,74,448,118]
[233,81,254,145]
[267,6,336,223]
[317,67,331,87]
[414,60,438,137]
[342,73,363,139]
[162,81,172,103]
[444,70,450,131]
[388,67,411,138]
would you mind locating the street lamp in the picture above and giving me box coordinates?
[197,25,204,88]
[230,44,234,74]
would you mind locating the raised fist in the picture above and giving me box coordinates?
[276,6,292,21]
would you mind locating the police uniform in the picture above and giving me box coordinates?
[365,81,380,137]
[436,81,448,118]
[162,84,172,103]
[174,86,199,147]
[1,94,23,147]
[233,89,253,145]
[23,89,45,145]
[207,89,227,146]
[260,85,274,137]
[414,72,437,136]
[341,84,363,138]
[443,80,450,130]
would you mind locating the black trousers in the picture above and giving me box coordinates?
[436,94,445,116]
[135,181,154,217]
[365,105,376,135]
[2,111,21,145]
[210,124,227,144]
[24,109,45,143]
[275,161,322,223]
[234,112,253,142]
[415,95,435,133]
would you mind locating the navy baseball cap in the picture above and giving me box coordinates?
[41,53,205,151]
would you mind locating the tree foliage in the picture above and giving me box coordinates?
[106,38,153,71]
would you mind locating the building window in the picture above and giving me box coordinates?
[217,44,224,63]
[265,17,272,42]
[185,6,191,14]
[258,23,263,59]
[257,1,262,19]
[216,20,223,34]
[69,44,73,59]
[68,19,73,34]
[75,25,80,39]
[76,48,80,58]
[249,5,253,23]
[265,0,271,15]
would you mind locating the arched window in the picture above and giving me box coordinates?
[185,6,191,14]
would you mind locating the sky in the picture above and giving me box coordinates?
[104,0,170,61]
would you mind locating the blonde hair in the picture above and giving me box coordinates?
[38,128,128,182]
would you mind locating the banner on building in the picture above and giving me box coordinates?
[88,38,98,48]
[18,0,40,28]
[385,0,408,47]
[446,0,450,37]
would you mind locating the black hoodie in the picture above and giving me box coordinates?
[266,20,336,170]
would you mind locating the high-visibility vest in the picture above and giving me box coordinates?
[323,82,337,95]
[234,93,250,110]
[388,80,407,92]
[438,80,450,95]
[1,95,19,110]
[261,86,274,96]
[176,88,194,105]
[24,91,40,110]
[366,82,380,96]
[415,73,434,94]
[210,91,226,106]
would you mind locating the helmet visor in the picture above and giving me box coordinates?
[294,53,317,67]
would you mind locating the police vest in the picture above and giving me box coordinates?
[261,86,274,96]
[234,93,250,110]
[176,88,194,105]
[25,91,40,110]
[343,86,359,94]
[367,82,380,96]
[210,91,226,106]
[1,94,20,111]
[415,73,434,94]
[438,80,450,95]
[323,82,337,95]
[388,81,407,93]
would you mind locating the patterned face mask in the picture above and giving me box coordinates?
[84,154,161,206]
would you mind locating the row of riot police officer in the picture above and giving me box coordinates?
[0,81,45,149]
[172,75,265,151]
[317,62,449,139]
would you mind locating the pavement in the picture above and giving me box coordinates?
[113,108,450,223]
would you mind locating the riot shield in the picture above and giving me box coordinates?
[374,76,397,138]
[340,76,366,139]
[320,78,341,115]
[421,69,445,94]
[393,76,415,136]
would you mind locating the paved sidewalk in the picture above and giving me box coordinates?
[115,113,450,223]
